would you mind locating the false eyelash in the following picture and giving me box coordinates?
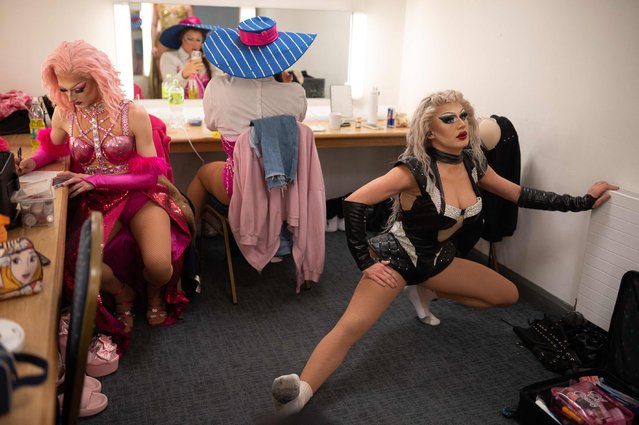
[439,115,456,124]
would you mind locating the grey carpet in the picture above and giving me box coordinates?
[83,232,558,425]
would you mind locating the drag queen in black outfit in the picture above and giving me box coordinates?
[271,90,618,414]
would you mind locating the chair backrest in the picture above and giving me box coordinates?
[60,211,103,425]
[133,83,144,100]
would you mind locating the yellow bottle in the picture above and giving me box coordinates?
[187,77,199,99]
[29,98,46,149]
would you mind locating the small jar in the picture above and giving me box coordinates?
[355,117,362,129]
[23,214,37,227]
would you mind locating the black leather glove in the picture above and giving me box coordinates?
[517,187,596,212]
[342,199,377,271]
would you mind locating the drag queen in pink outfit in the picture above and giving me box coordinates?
[17,40,193,351]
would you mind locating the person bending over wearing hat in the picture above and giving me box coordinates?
[16,40,193,349]
[271,90,618,415]
[159,16,219,98]
[186,16,316,219]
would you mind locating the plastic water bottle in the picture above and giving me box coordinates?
[367,86,379,126]
[168,79,185,128]
[161,74,173,100]
[29,97,46,149]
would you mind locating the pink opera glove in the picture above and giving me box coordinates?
[83,172,157,190]
[31,128,71,168]
[83,155,167,190]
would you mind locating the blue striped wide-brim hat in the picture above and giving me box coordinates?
[159,16,218,50]
[203,16,316,79]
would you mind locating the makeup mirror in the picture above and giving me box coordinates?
[124,3,351,99]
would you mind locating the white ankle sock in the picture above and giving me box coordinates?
[272,374,313,415]
[326,216,338,232]
[403,285,441,326]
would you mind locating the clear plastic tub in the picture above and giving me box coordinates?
[11,179,55,227]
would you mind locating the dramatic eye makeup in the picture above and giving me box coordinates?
[184,35,203,43]
[60,81,87,94]
[438,110,468,124]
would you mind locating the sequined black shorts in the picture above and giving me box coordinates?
[367,233,456,285]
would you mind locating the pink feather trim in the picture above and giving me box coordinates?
[128,154,168,176]
[37,128,70,157]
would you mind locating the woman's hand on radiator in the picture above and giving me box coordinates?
[588,181,619,208]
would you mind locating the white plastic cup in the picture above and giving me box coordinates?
[328,112,343,130]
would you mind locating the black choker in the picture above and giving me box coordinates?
[428,147,463,164]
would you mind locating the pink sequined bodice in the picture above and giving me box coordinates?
[70,101,136,175]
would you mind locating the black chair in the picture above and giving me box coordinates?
[60,211,103,425]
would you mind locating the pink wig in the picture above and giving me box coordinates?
[41,40,125,123]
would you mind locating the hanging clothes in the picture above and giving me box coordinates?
[452,114,521,256]
[481,114,521,242]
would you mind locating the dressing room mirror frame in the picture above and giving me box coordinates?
[113,2,358,100]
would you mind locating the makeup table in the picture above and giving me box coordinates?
[0,134,68,425]
[166,121,407,153]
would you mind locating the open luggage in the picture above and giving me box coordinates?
[514,270,639,425]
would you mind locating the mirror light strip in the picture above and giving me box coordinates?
[348,12,367,99]
[114,2,134,99]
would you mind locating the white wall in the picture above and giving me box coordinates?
[0,0,117,97]
[399,0,639,304]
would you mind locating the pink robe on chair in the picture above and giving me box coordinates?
[228,122,325,292]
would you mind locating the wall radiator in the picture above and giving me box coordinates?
[576,189,639,331]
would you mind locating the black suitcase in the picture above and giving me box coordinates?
[515,270,639,425]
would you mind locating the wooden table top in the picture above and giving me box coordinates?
[167,121,408,153]
[0,133,67,425]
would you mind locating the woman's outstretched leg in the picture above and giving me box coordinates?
[185,161,228,222]
[273,271,407,414]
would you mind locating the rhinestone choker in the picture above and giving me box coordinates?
[84,102,106,116]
